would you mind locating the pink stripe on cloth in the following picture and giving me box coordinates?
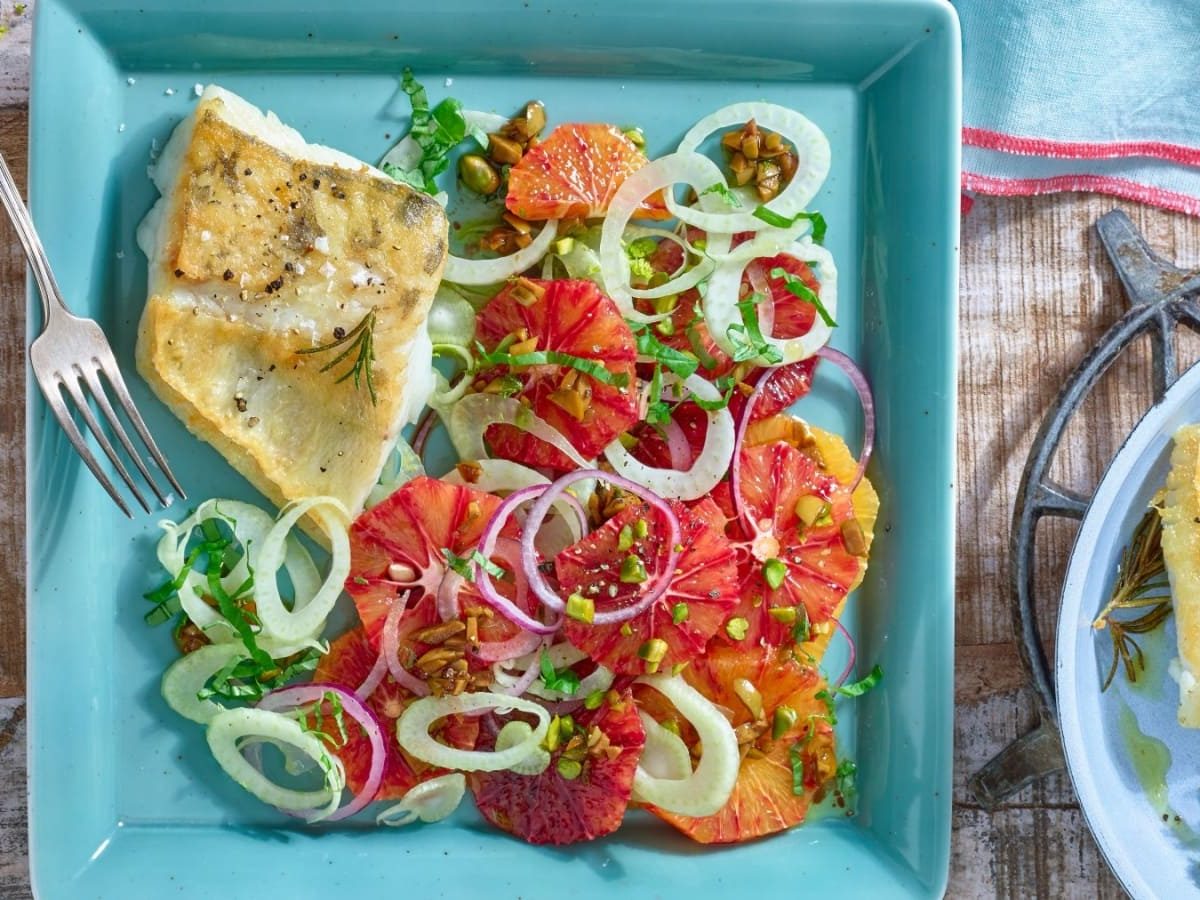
[963,171,1200,217]
[964,127,1200,167]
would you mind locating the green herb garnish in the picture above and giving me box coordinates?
[769,266,836,328]
[383,69,487,195]
[297,309,378,405]
[631,324,700,379]
[726,293,783,365]
[540,651,582,696]
[443,547,506,580]
[835,759,858,797]
[700,181,742,208]
[837,664,884,697]
[752,207,827,243]
[475,343,629,388]
[789,744,806,795]
[1094,508,1173,691]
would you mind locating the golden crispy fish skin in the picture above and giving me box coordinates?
[136,86,445,522]
[1160,422,1200,727]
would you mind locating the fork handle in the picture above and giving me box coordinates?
[0,151,65,328]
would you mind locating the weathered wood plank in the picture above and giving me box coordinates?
[0,699,31,900]
[0,105,26,700]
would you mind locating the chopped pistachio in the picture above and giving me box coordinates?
[638,638,669,674]
[618,432,638,450]
[634,518,649,539]
[772,705,798,739]
[620,622,634,637]
[617,524,635,552]
[566,592,595,624]
[732,677,763,719]
[725,617,750,641]
[662,719,681,737]
[619,554,648,584]
[584,689,606,710]
[553,236,576,256]
[544,716,563,752]
[556,757,583,780]
[671,602,689,625]
[768,605,798,625]
[795,494,828,526]
[623,126,646,147]
[763,558,787,590]
[841,518,868,556]
[671,661,689,676]
[559,714,576,739]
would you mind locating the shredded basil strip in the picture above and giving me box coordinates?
[700,181,742,208]
[752,207,828,243]
[632,324,700,379]
[835,759,858,797]
[539,650,582,695]
[837,664,884,697]
[769,266,837,328]
[475,344,630,388]
[198,647,322,703]
[444,547,507,581]
[727,292,783,365]
[789,744,806,796]
[387,69,483,195]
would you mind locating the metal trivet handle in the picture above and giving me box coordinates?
[969,211,1200,807]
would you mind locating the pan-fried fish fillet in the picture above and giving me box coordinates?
[1159,423,1200,726]
[136,86,445,522]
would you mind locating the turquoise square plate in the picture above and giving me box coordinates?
[25,1,960,896]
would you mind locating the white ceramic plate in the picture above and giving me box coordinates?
[1058,359,1200,899]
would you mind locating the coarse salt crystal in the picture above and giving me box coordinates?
[164,87,175,96]
[200,230,212,242]
[126,76,136,86]
[193,83,204,97]
[319,261,336,278]
[444,77,454,87]
[313,236,330,254]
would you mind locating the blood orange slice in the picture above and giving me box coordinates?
[312,627,479,802]
[555,498,737,675]
[345,476,504,647]
[638,644,838,844]
[474,278,638,469]
[719,439,864,647]
[506,123,666,221]
[468,689,646,844]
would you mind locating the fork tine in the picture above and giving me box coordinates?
[79,364,170,507]
[59,368,151,514]
[92,349,186,501]
[38,373,133,518]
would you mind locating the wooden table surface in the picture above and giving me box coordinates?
[3,6,1196,896]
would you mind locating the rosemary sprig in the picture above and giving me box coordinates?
[298,310,378,405]
[1093,508,1173,691]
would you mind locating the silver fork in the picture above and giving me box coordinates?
[0,151,184,516]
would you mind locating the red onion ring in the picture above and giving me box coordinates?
[474,486,564,635]
[746,261,775,338]
[471,537,548,662]
[257,683,386,822]
[816,346,875,491]
[382,593,431,696]
[436,570,465,622]
[411,407,438,460]
[518,469,682,625]
[491,635,553,697]
[662,416,691,470]
[730,369,772,535]
[831,618,858,691]
[355,647,388,701]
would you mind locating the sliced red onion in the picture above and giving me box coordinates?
[411,407,438,460]
[356,647,389,702]
[471,538,549,662]
[474,486,563,635]
[816,346,875,491]
[382,594,431,697]
[258,683,385,822]
[519,470,682,625]
[490,635,552,697]
[436,570,465,622]
[662,417,691,470]
[730,369,772,535]
[832,618,858,691]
